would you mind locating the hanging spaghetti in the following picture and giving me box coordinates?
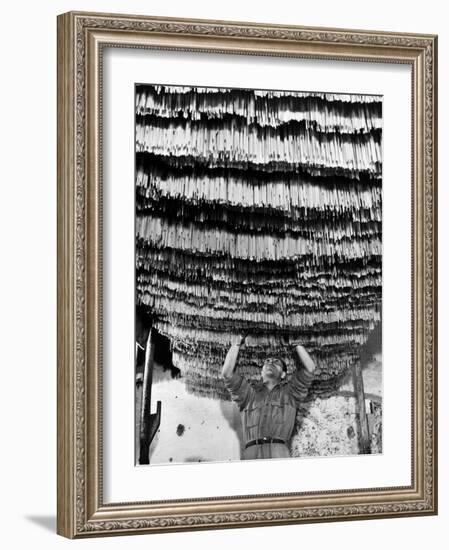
[135,84,382,400]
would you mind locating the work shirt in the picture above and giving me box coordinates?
[224,353,314,460]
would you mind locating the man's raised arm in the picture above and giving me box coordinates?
[222,334,253,410]
[293,343,316,374]
[222,334,247,380]
[282,337,316,404]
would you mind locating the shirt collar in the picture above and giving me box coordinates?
[255,378,287,392]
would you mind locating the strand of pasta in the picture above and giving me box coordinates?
[148,297,381,328]
[136,270,381,295]
[136,206,382,238]
[136,121,382,172]
[136,86,381,131]
[136,216,382,261]
[156,322,375,351]
[136,247,381,277]
[136,250,381,285]
[135,84,382,398]
[137,84,381,101]
[136,168,381,210]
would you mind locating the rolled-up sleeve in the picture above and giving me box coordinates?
[289,367,314,405]
[223,372,253,411]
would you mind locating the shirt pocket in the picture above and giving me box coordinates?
[244,404,262,429]
[270,398,296,427]
[270,402,285,425]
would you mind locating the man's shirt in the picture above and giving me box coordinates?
[224,366,314,445]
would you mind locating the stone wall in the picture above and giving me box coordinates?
[291,358,382,457]
[291,396,361,457]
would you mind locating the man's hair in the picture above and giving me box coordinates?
[266,357,288,376]
[276,358,288,373]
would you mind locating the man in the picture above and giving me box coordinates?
[222,334,315,460]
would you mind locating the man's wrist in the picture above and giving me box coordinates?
[282,335,302,348]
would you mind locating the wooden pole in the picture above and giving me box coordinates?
[353,360,371,454]
[139,329,161,464]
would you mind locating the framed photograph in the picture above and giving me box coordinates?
[57,11,438,538]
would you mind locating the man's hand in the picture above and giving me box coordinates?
[280,333,290,346]
[231,332,248,347]
[281,335,315,374]
[280,333,301,347]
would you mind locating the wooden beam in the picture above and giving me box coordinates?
[353,361,371,454]
[139,329,162,464]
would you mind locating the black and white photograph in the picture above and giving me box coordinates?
[134,83,383,466]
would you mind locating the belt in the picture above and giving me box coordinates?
[245,437,286,449]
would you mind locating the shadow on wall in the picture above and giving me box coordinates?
[219,398,245,458]
[137,375,242,465]
[361,319,382,367]
[135,313,181,382]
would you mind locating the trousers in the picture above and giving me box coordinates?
[242,442,290,460]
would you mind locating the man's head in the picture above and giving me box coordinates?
[261,357,287,384]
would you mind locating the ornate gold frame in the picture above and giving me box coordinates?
[57,11,438,538]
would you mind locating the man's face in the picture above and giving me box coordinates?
[261,357,284,383]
